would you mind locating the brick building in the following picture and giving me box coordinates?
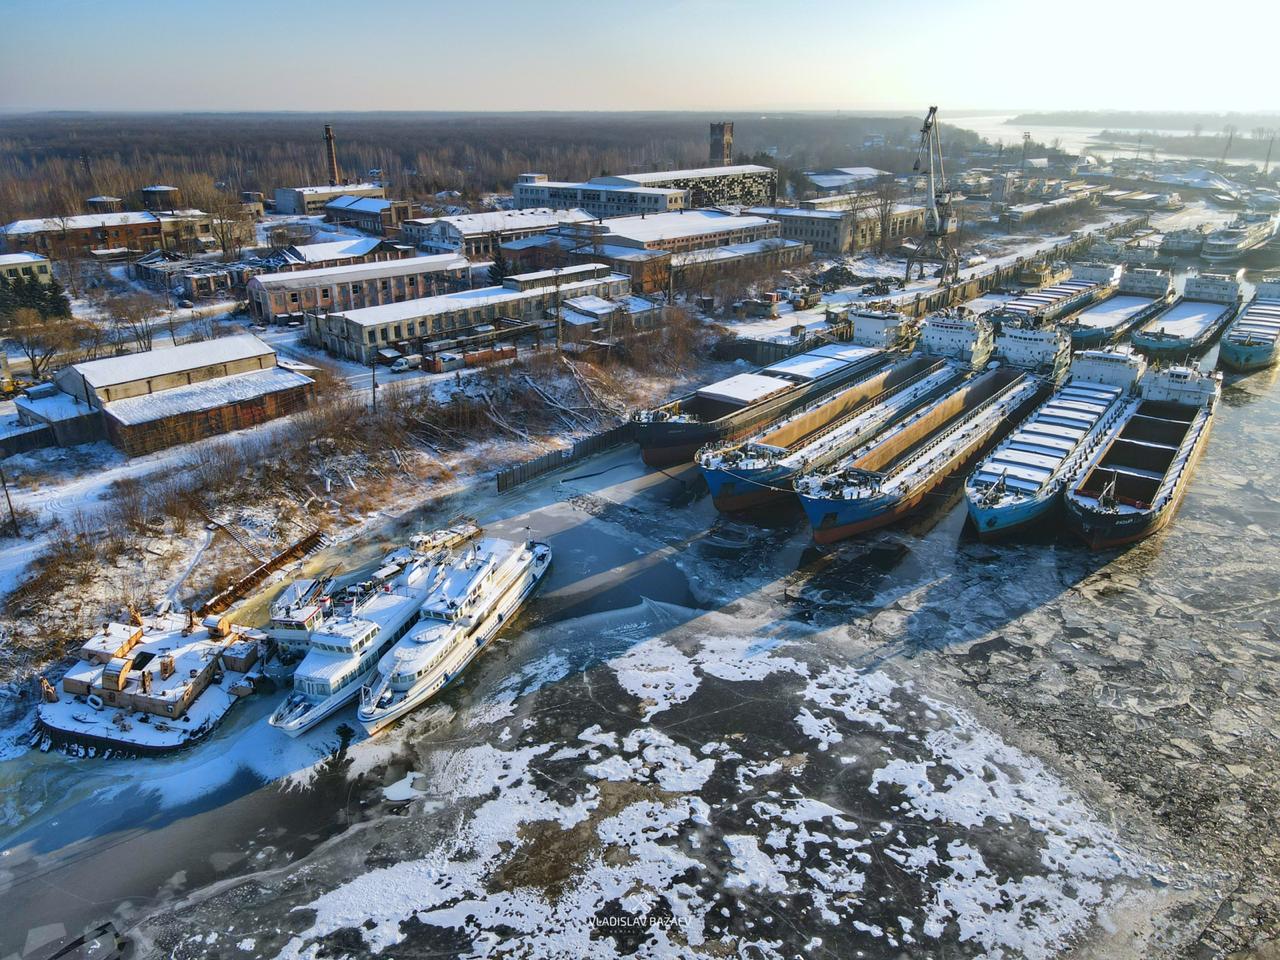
[246,254,469,322]
[323,195,415,235]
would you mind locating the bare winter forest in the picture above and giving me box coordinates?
[0,111,987,220]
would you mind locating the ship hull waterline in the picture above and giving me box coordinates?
[1064,416,1213,550]
[803,387,1043,544]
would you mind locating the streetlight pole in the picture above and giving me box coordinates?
[0,462,19,537]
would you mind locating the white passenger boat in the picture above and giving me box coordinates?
[268,520,481,737]
[1201,212,1279,263]
[358,536,552,735]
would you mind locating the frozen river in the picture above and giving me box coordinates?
[2,355,1280,958]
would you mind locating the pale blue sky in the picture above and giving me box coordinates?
[1,0,1276,113]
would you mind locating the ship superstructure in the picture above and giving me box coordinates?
[918,308,994,369]
[268,520,481,736]
[358,536,552,735]
[1201,211,1279,263]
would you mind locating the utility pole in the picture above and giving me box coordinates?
[0,462,19,537]
[1264,132,1275,177]
[369,352,378,413]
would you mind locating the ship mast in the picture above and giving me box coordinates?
[905,106,961,286]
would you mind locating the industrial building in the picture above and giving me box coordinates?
[513,174,687,219]
[273,182,385,216]
[0,252,53,284]
[559,210,780,253]
[671,238,810,287]
[246,253,469,322]
[323,194,415,235]
[514,164,777,217]
[501,210,791,294]
[16,334,314,456]
[748,203,927,255]
[305,263,633,363]
[400,208,594,259]
[252,236,415,272]
[0,209,236,257]
[803,166,890,194]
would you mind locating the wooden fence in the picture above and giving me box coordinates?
[496,422,635,493]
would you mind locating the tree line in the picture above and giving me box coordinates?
[0,111,988,223]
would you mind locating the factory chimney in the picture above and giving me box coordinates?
[710,121,734,167]
[324,124,341,187]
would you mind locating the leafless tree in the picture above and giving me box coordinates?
[9,306,79,377]
[872,176,900,257]
[106,292,165,352]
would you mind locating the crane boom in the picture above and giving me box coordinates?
[905,105,961,286]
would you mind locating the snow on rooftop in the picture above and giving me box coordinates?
[3,211,158,233]
[288,237,386,261]
[0,252,50,266]
[608,164,774,185]
[251,254,467,288]
[333,272,629,327]
[71,334,274,389]
[697,372,793,407]
[408,208,593,236]
[601,210,774,244]
[670,237,802,267]
[15,389,95,423]
[102,367,312,426]
[292,182,382,195]
[325,195,396,214]
[748,206,846,221]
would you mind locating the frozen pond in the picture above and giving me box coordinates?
[2,360,1280,958]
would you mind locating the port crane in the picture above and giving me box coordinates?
[905,106,961,286]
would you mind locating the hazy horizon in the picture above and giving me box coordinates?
[2,0,1276,114]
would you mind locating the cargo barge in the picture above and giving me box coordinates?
[1064,365,1221,549]
[632,343,886,466]
[1131,272,1242,358]
[1218,279,1280,372]
[1070,268,1175,346]
[794,366,1047,543]
[998,264,1122,326]
[965,347,1146,538]
[697,356,965,511]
